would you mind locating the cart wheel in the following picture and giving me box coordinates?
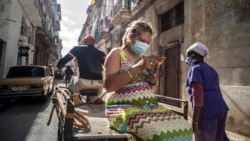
[57,128,62,141]
[57,122,63,141]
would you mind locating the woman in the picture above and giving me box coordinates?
[103,20,192,141]
[185,42,229,141]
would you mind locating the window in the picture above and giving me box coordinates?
[160,2,184,32]
[7,67,45,78]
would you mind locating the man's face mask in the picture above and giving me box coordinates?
[131,40,149,56]
[185,57,197,66]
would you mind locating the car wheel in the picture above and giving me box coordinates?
[40,91,49,103]
[0,98,12,112]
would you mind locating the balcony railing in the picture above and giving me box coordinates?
[98,17,111,39]
[112,0,131,25]
[54,21,60,31]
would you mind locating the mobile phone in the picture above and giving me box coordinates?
[157,56,166,65]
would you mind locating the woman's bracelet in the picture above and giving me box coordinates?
[132,66,140,76]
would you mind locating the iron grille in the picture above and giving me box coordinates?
[175,3,184,26]
[161,11,172,31]
[161,2,184,32]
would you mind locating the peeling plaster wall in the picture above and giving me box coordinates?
[138,0,250,138]
[221,85,250,137]
[184,0,250,137]
[114,0,250,137]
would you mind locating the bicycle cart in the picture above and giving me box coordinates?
[48,87,189,141]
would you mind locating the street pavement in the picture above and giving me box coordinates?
[0,79,65,141]
[0,79,248,141]
[0,93,58,141]
[53,79,250,141]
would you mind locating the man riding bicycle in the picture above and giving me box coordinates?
[64,66,74,87]
[57,35,106,103]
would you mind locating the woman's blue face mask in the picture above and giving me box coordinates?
[185,57,197,66]
[131,40,149,56]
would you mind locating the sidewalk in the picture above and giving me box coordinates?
[187,117,250,141]
[226,130,250,141]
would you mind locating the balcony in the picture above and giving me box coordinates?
[54,21,60,31]
[44,24,49,36]
[89,0,102,7]
[19,0,42,27]
[99,17,111,39]
[94,0,102,6]
[112,0,154,25]
[112,0,131,25]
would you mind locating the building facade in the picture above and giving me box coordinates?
[78,0,107,53]
[81,0,250,139]
[0,0,41,78]
[0,0,62,78]
[34,0,62,68]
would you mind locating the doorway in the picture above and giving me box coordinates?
[159,41,181,107]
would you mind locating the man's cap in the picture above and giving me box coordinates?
[186,42,209,58]
[84,35,95,42]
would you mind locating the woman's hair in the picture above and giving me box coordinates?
[121,20,153,48]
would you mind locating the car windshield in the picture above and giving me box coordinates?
[7,66,45,78]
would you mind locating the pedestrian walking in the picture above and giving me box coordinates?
[185,42,229,141]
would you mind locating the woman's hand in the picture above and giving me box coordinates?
[146,62,160,85]
[133,55,166,86]
[133,55,159,71]
[192,106,202,134]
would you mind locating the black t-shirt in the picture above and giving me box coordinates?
[70,45,105,80]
